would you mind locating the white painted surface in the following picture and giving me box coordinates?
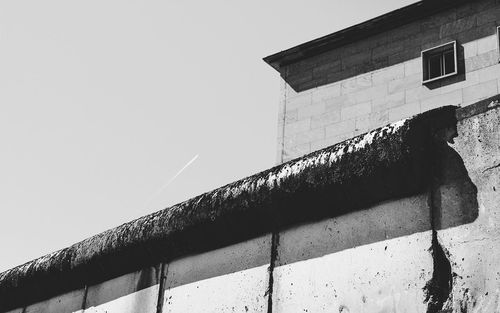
[82,285,159,313]
[273,231,433,313]
[162,235,271,313]
[23,289,84,313]
[162,265,269,313]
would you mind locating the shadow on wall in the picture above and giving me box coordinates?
[432,136,479,230]
[74,117,480,309]
[82,265,161,310]
[277,133,479,266]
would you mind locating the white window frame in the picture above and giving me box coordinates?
[421,41,458,84]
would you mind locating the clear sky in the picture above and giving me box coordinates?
[0,0,417,272]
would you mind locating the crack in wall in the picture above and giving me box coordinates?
[266,231,280,313]
[155,263,168,313]
[482,162,500,173]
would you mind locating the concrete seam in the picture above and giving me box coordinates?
[266,231,280,313]
[155,262,168,313]
[80,284,88,311]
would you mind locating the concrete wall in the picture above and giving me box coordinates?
[276,0,500,163]
[6,101,500,312]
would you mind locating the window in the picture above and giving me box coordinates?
[421,41,457,84]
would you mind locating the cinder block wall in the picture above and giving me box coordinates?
[277,0,500,163]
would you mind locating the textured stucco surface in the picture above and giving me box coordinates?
[435,103,500,311]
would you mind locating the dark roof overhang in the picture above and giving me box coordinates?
[263,0,472,72]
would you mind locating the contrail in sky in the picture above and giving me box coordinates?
[143,154,199,208]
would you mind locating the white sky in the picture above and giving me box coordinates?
[0,0,417,272]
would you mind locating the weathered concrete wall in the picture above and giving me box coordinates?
[276,0,500,162]
[2,101,500,312]
[436,102,500,311]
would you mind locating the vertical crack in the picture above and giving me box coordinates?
[156,263,168,313]
[266,231,280,313]
[424,130,455,313]
[80,284,88,311]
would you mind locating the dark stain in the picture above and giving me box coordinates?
[423,122,476,313]
[423,230,453,313]
[266,231,280,313]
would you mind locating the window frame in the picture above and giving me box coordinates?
[421,41,458,84]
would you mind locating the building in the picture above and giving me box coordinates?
[1,1,500,312]
[264,0,500,163]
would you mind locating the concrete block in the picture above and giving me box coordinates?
[84,266,160,313]
[310,109,341,129]
[372,64,404,85]
[420,89,462,112]
[284,119,311,136]
[325,119,355,138]
[286,92,312,110]
[324,95,356,112]
[440,15,476,38]
[465,50,498,72]
[476,6,500,26]
[477,35,498,54]
[283,143,311,161]
[388,101,421,121]
[388,73,421,95]
[294,128,325,146]
[405,86,432,103]
[351,84,388,103]
[477,63,500,83]
[311,83,341,102]
[372,91,405,112]
[354,115,370,133]
[463,41,478,59]
[341,73,372,95]
[341,101,371,121]
[341,50,372,70]
[404,58,422,76]
[283,135,297,150]
[162,235,271,313]
[284,109,298,124]
[462,79,499,105]
[298,103,325,120]
[310,132,355,152]
[273,194,433,313]
[369,110,390,129]
[24,289,85,313]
